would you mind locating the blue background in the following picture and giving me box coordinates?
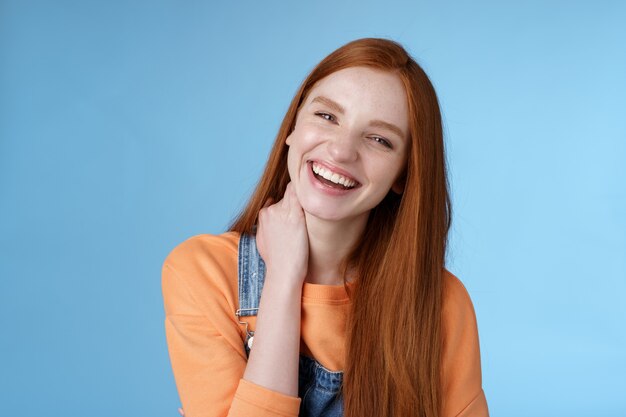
[1,1,625,416]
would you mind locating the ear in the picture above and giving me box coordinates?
[391,179,404,194]
[391,171,406,194]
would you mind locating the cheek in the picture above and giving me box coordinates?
[371,159,405,188]
[286,129,319,164]
[293,123,328,146]
[286,147,297,180]
[286,140,307,182]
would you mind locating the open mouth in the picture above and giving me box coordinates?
[309,162,359,190]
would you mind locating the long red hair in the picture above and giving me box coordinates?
[230,38,451,417]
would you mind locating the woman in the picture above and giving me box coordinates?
[162,38,489,417]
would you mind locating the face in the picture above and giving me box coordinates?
[285,66,409,224]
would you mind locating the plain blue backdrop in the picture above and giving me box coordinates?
[1,1,624,416]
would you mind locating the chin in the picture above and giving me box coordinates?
[305,210,347,222]
[299,199,344,221]
[300,197,368,223]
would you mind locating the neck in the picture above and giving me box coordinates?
[304,212,367,285]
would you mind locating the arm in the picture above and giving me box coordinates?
[242,273,302,397]
[242,182,309,397]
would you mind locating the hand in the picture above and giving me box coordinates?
[256,182,309,287]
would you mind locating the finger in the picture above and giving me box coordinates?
[178,407,185,416]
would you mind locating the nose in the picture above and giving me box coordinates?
[326,130,358,163]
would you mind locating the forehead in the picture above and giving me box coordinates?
[304,66,409,132]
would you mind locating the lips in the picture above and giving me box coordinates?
[307,160,361,187]
[305,161,360,195]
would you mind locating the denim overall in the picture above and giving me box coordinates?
[235,233,344,417]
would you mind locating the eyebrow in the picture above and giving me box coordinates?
[369,120,406,141]
[310,95,406,140]
[311,96,345,114]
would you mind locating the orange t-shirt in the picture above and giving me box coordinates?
[162,231,489,417]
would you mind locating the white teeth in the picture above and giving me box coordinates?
[311,163,356,188]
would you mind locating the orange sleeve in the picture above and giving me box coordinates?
[162,235,301,417]
[441,270,489,417]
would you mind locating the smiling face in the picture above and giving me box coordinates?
[285,66,409,224]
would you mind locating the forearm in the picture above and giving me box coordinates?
[242,271,303,397]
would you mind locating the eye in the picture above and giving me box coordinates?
[314,111,335,122]
[371,136,393,149]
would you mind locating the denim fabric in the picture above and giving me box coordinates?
[236,233,344,417]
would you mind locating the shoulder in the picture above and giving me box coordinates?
[442,268,477,323]
[441,268,480,354]
[440,268,487,416]
[161,231,241,317]
[163,231,240,270]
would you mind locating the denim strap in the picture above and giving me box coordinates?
[235,232,266,355]
[236,232,266,317]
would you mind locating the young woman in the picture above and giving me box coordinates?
[162,38,489,417]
